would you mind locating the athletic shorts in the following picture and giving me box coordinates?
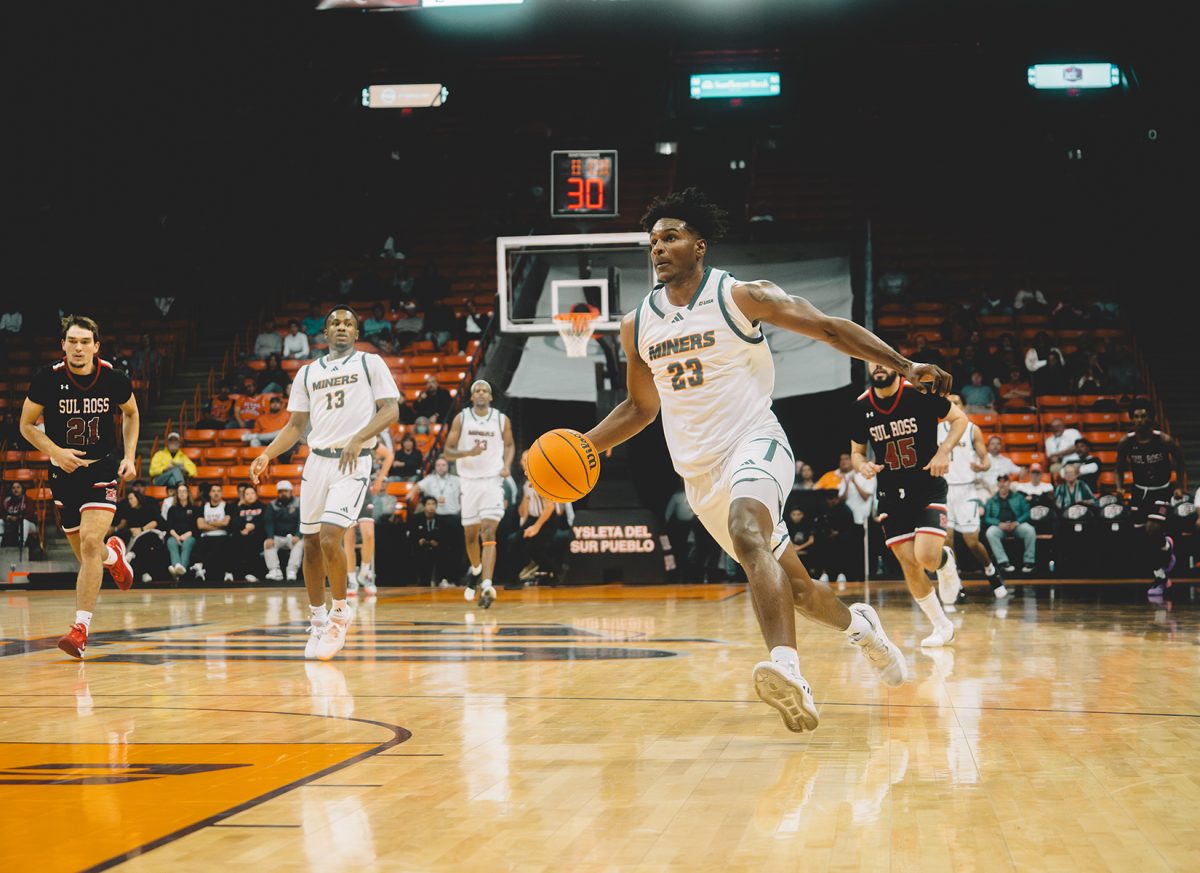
[357,491,375,522]
[684,426,794,563]
[50,455,119,533]
[299,452,372,535]
[878,480,949,548]
[945,482,981,533]
[460,476,505,526]
[1131,484,1173,526]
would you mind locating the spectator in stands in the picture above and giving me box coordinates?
[243,395,293,461]
[129,478,159,517]
[979,436,1023,495]
[111,489,159,546]
[876,267,909,303]
[195,483,232,582]
[417,455,461,517]
[1,481,38,553]
[998,367,1034,410]
[1045,418,1084,475]
[459,300,489,350]
[392,301,423,350]
[1075,353,1107,394]
[984,475,1036,574]
[131,334,161,379]
[282,321,310,360]
[381,233,406,261]
[961,371,997,413]
[262,480,303,581]
[953,343,986,390]
[1061,438,1102,492]
[234,376,267,429]
[1014,463,1054,506]
[253,325,283,360]
[196,383,238,430]
[149,432,197,488]
[1106,343,1141,393]
[166,483,199,579]
[1013,279,1048,313]
[301,303,326,346]
[257,354,289,394]
[911,334,946,371]
[1025,330,1063,376]
[363,304,395,352]
[815,453,852,496]
[388,434,424,481]
[423,302,457,351]
[1038,352,1071,395]
[396,392,417,426]
[229,484,266,582]
[792,462,817,492]
[977,286,1013,316]
[786,507,814,560]
[813,489,856,585]
[414,374,451,422]
[410,496,450,586]
[413,415,433,437]
[1053,464,1095,512]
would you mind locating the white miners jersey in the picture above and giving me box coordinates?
[289,351,399,449]
[938,419,979,486]
[635,266,778,478]
[454,407,507,479]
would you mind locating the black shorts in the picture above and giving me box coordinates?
[1131,484,1173,525]
[50,456,119,533]
[878,480,948,549]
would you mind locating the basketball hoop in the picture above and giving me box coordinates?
[553,307,600,358]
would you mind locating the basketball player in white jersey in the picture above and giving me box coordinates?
[443,380,515,610]
[344,428,393,598]
[584,189,951,732]
[937,394,1005,601]
[250,308,400,660]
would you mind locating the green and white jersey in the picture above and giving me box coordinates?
[455,406,507,479]
[289,351,399,450]
[635,266,779,479]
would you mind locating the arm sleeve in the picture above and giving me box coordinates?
[367,354,401,402]
[288,365,311,412]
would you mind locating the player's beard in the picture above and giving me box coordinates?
[871,370,898,389]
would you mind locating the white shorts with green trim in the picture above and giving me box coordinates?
[299,453,372,535]
[945,482,982,533]
[460,476,505,526]
[684,425,795,563]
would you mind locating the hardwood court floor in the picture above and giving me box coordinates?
[1,583,1197,872]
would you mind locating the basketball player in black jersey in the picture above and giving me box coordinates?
[850,364,970,647]
[1116,401,1186,597]
[19,316,140,658]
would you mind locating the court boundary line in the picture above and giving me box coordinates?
[0,704,411,873]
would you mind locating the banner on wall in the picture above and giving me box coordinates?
[565,508,663,585]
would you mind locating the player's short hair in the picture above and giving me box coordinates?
[61,314,100,342]
[325,306,360,330]
[640,187,729,242]
[1128,398,1153,417]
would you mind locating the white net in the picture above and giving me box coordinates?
[554,312,599,358]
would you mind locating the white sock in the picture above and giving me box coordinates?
[471,564,482,576]
[984,562,996,575]
[332,598,348,614]
[916,591,952,630]
[310,604,328,624]
[347,571,357,585]
[75,610,93,629]
[103,545,118,566]
[844,610,873,642]
[482,578,493,590]
[769,645,800,677]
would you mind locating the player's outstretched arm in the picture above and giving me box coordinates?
[585,312,661,453]
[249,411,309,484]
[732,281,952,395]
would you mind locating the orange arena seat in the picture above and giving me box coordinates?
[1005,432,1042,449]
[220,485,240,501]
[229,465,254,482]
[1009,451,1045,468]
[1037,395,1075,411]
[205,447,239,464]
[270,463,304,480]
[193,466,227,483]
[2,450,25,464]
[2,468,35,482]
[25,451,51,466]
[184,429,218,445]
[145,486,168,500]
[1082,412,1122,427]
[999,413,1039,430]
[218,429,252,445]
[968,412,999,430]
[257,483,278,499]
[182,447,204,462]
[1084,431,1124,446]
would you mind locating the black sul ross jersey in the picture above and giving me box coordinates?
[851,380,951,500]
[26,360,133,464]
[1123,430,1173,489]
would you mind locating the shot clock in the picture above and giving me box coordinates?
[551,150,618,218]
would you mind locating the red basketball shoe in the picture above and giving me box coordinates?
[58,623,88,659]
[105,535,135,591]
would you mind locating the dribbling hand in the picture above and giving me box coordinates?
[907,362,953,396]
[249,454,270,485]
[51,446,92,474]
[858,461,884,480]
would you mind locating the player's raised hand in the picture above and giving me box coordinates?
[857,460,884,480]
[51,446,92,473]
[249,453,270,485]
[117,458,137,481]
[924,449,951,478]
[908,362,953,396]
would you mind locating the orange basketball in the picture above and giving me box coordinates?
[527,428,600,502]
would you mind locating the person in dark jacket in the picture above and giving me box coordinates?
[263,480,303,582]
[410,496,450,585]
[983,475,1036,574]
[229,484,267,581]
[388,434,425,482]
[166,483,199,578]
